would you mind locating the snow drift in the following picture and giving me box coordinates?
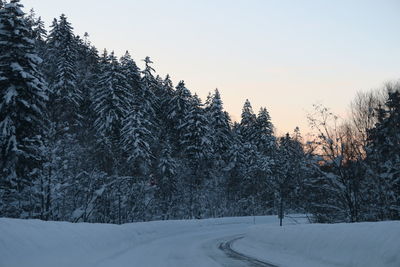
[1,215,398,267]
[234,220,400,267]
[0,216,276,267]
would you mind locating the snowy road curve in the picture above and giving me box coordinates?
[218,236,277,267]
[0,216,282,267]
[2,216,398,267]
[108,222,275,267]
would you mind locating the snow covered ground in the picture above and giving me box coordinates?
[0,215,398,267]
[235,220,400,267]
[0,216,278,267]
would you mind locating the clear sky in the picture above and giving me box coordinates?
[22,0,400,135]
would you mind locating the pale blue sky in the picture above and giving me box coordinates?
[23,0,400,135]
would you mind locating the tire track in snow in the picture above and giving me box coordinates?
[218,236,278,267]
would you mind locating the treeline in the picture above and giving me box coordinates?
[0,0,398,224]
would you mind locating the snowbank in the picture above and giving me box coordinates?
[0,215,278,267]
[3,215,395,267]
[234,220,400,267]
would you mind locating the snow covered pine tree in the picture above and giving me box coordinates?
[0,0,48,218]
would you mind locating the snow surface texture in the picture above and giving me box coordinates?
[1,215,398,267]
[0,216,279,267]
[234,220,400,267]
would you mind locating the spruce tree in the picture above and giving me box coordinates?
[93,50,133,174]
[44,14,84,220]
[274,132,307,224]
[159,75,175,129]
[140,56,158,119]
[255,107,275,154]
[240,99,257,142]
[224,135,246,215]
[70,34,102,221]
[41,17,59,85]
[180,95,212,162]
[121,107,152,177]
[155,143,178,219]
[120,51,141,99]
[365,90,400,220]
[208,89,232,162]
[179,94,212,218]
[49,14,81,118]
[26,8,46,44]
[0,0,48,218]
[167,80,192,154]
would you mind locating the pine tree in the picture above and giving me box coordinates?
[255,107,275,154]
[26,9,46,43]
[68,33,103,221]
[120,51,141,99]
[48,14,81,119]
[158,75,175,129]
[121,107,152,177]
[140,56,158,118]
[0,0,48,218]
[90,51,142,222]
[40,17,58,85]
[274,132,307,225]
[167,81,192,154]
[24,8,36,33]
[207,89,232,162]
[162,75,175,99]
[33,16,46,41]
[365,90,400,220]
[46,14,81,150]
[242,140,266,215]
[155,143,178,219]
[168,81,191,123]
[179,94,212,218]
[43,14,85,220]
[224,135,247,215]
[124,54,159,169]
[93,50,133,174]
[239,99,257,142]
[180,95,212,162]
[74,34,99,144]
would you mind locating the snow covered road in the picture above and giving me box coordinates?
[95,223,247,267]
[1,215,398,267]
[91,218,277,267]
[0,216,280,267]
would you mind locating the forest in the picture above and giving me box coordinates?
[0,0,399,224]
